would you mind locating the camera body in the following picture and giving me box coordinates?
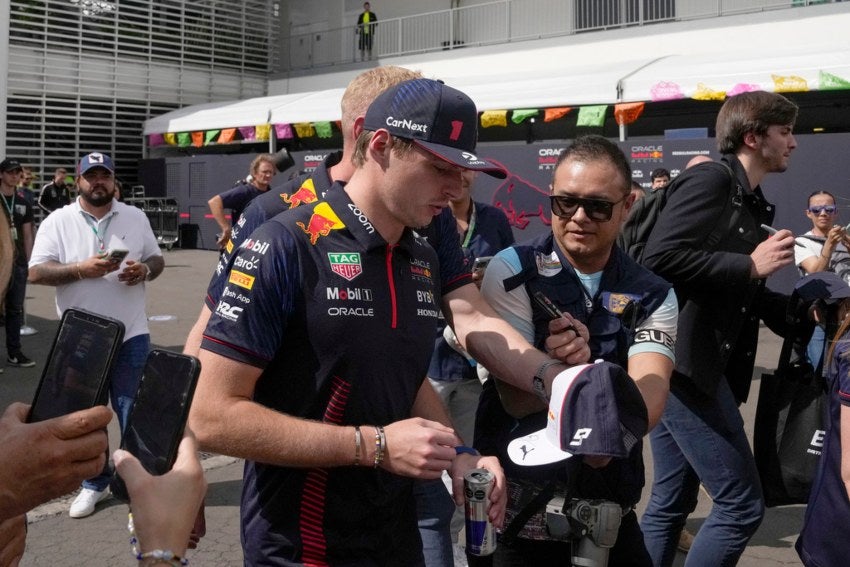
[545,496,622,567]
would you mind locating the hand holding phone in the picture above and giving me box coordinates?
[103,248,129,264]
[27,309,124,423]
[111,350,201,502]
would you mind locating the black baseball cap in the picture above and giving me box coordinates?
[0,159,23,173]
[363,78,506,178]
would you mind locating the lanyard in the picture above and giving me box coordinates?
[80,210,114,252]
[460,201,477,251]
[2,193,16,241]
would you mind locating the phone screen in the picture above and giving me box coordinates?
[112,350,200,501]
[28,309,125,423]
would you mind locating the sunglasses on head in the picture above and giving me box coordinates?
[808,205,837,215]
[550,195,625,222]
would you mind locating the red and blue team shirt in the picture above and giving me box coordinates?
[205,152,471,313]
[202,185,441,565]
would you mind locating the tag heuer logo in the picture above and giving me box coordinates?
[328,252,362,281]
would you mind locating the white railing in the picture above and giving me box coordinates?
[282,0,836,71]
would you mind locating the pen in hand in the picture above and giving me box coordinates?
[760,224,804,247]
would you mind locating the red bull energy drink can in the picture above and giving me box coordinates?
[464,468,496,556]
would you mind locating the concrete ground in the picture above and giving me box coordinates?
[1,249,805,566]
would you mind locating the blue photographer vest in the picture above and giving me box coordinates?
[475,233,671,505]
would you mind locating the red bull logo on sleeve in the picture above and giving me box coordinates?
[296,202,345,245]
[281,178,318,208]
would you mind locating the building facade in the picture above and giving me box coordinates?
[1,0,280,188]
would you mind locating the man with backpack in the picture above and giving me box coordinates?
[638,91,799,567]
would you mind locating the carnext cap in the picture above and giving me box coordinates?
[363,78,506,178]
[795,271,850,304]
[78,152,115,175]
[507,360,648,467]
[0,158,23,172]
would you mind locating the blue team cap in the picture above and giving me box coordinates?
[507,360,648,466]
[795,271,850,304]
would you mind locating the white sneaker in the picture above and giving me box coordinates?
[69,488,109,518]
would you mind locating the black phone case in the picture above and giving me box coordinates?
[27,308,125,423]
[110,349,201,502]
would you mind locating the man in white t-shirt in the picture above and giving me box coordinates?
[28,152,164,519]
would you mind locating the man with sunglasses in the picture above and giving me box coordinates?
[795,190,850,371]
[640,91,799,567]
[474,135,678,565]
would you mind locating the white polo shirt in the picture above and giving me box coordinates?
[29,198,162,341]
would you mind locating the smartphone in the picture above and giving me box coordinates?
[104,248,129,263]
[27,308,125,423]
[110,349,201,502]
[472,256,493,275]
[532,290,565,320]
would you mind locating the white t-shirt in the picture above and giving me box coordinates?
[795,230,850,276]
[29,198,162,340]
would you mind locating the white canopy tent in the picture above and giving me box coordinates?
[143,33,850,145]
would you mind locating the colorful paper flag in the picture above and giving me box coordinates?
[255,124,270,141]
[480,110,508,128]
[314,121,333,138]
[576,105,608,127]
[294,123,316,138]
[614,102,645,126]
[218,128,236,143]
[239,126,256,140]
[274,123,294,140]
[511,109,539,124]
[544,107,572,122]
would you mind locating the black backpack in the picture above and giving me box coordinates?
[617,161,742,263]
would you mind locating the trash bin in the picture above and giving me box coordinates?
[179,223,200,249]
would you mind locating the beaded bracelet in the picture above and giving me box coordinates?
[373,425,386,468]
[76,262,83,280]
[354,426,362,466]
[128,512,189,566]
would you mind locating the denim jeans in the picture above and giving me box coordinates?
[83,333,151,492]
[415,477,456,567]
[640,376,764,567]
[807,325,826,374]
[4,263,27,355]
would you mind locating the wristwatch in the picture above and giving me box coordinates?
[533,359,562,401]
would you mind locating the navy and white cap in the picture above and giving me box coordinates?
[795,271,850,303]
[78,152,115,175]
[507,360,648,467]
[363,78,506,178]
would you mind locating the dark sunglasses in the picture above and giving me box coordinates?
[808,205,837,215]
[550,195,625,222]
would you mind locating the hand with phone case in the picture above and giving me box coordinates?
[77,251,123,279]
[110,350,201,503]
[113,432,207,559]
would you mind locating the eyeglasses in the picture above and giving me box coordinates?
[550,195,625,222]
[808,205,837,215]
